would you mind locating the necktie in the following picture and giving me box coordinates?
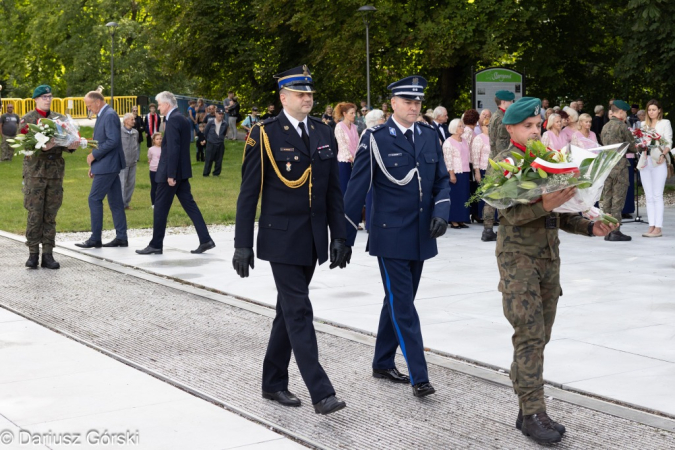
[405,129,414,147]
[299,122,310,151]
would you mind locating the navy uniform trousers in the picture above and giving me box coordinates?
[374,257,428,385]
[262,248,335,405]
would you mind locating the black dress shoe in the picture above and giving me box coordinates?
[412,382,436,397]
[450,224,461,229]
[520,412,562,444]
[135,246,163,255]
[25,253,39,269]
[191,240,216,254]
[459,223,469,228]
[102,238,129,247]
[481,229,497,241]
[262,390,301,407]
[622,213,633,219]
[516,409,565,435]
[372,367,410,384]
[41,253,60,270]
[75,239,102,248]
[313,395,346,415]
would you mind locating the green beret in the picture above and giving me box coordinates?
[502,97,542,125]
[32,85,52,99]
[495,90,515,101]
[613,100,630,112]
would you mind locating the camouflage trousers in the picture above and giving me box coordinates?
[483,204,496,228]
[23,176,64,254]
[1,135,14,161]
[497,252,561,415]
[602,160,629,222]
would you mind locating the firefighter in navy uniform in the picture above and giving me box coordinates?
[232,65,351,415]
[343,76,451,397]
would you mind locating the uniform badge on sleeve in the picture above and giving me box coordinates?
[246,136,256,147]
[389,127,397,137]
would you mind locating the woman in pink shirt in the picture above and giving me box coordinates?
[442,119,471,228]
[570,113,599,149]
[470,117,491,223]
[147,132,162,207]
[541,114,568,150]
[334,102,359,194]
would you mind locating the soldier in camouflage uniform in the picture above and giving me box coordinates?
[482,90,514,242]
[600,99,636,241]
[494,97,616,444]
[21,85,79,269]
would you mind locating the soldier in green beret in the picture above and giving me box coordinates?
[600,99,636,241]
[495,97,616,444]
[20,85,79,269]
[483,90,515,241]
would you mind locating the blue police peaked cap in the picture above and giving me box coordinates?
[388,76,427,101]
[274,65,315,93]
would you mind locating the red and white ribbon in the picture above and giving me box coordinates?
[530,157,579,174]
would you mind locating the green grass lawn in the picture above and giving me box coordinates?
[0,127,245,234]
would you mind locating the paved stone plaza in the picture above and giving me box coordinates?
[0,206,670,448]
[1,234,674,449]
[58,208,675,419]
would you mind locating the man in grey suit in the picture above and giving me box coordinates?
[75,91,128,248]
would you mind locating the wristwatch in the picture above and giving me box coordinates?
[587,221,595,237]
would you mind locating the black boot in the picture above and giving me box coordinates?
[605,229,632,241]
[481,228,497,241]
[521,412,562,444]
[41,253,60,270]
[516,409,566,435]
[26,253,39,269]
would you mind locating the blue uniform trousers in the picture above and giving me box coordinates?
[88,172,127,242]
[262,256,335,404]
[374,257,428,385]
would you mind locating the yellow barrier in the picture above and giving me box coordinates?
[2,96,137,119]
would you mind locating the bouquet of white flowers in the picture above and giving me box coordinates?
[8,116,97,156]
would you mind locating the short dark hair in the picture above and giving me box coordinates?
[462,109,480,126]
[149,103,157,108]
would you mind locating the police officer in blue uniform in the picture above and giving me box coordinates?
[232,65,351,415]
[343,76,450,397]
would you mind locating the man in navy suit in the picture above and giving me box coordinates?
[136,91,215,255]
[343,76,450,398]
[76,91,128,248]
[232,65,350,415]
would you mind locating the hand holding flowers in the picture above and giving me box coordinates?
[8,116,98,156]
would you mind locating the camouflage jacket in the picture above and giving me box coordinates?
[601,117,636,152]
[495,143,593,259]
[21,109,70,179]
[488,108,509,157]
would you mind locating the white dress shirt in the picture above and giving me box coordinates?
[433,121,446,140]
[282,109,309,138]
[391,116,415,143]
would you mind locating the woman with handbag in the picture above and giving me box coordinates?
[639,99,672,237]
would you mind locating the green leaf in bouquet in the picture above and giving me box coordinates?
[499,161,518,172]
[579,157,594,176]
[537,168,548,178]
[568,177,578,184]
[577,182,592,189]
[488,159,501,171]
[510,151,524,160]
[486,190,505,199]
[28,124,42,132]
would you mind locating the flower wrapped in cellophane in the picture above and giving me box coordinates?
[467,140,628,224]
[8,116,98,156]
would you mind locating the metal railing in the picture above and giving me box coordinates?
[1,96,138,119]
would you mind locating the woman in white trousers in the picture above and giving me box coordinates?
[639,99,672,237]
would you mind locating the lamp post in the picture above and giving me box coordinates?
[357,5,376,110]
[106,22,118,107]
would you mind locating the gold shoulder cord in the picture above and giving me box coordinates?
[253,124,312,206]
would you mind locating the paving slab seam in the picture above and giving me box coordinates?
[0,301,321,450]
[1,230,674,434]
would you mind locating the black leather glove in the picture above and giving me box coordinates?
[429,217,448,239]
[329,239,352,269]
[232,248,255,278]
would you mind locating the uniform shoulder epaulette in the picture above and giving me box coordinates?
[308,115,328,127]
[369,124,386,133]
[416,121,433,129]
[261,116,277,126]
